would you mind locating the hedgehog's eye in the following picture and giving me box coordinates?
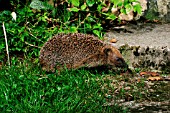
[116,57,122,63]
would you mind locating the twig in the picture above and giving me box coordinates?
[2,22,10,66]
[26,26,44,43]
[25,41,41,48]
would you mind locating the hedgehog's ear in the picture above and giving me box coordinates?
[102,47,112,56]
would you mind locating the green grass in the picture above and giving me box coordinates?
[0,58,127,113]
[1,58,169,112]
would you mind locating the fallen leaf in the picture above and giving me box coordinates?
[147,76,163,81]
[110,38,117,43]
[140,71,160,77]
[140,72,149,76]
[149,72,160,77]
[153,19,160,23]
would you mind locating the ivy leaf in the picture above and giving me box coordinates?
[133,4,142,14]
[97,4,103,11]
[93,23,102,29]
[87,16,96,22]
[21,36,25,42]
[107,14,116,20]
[93,30,100,37]
[86,0,95,7]
[69,26,77,33]
[125,4,133,13]
[85,23,92,29]
[68,7,80,12]
[120,8,126,14]
[0,43,5,49]
[124,0,129,5]
[71,0,80,7]
[112,0,123,7]
[30,0,46,10]
[129,0,138,2]
[81,3,87,10]
[30,0,52,10]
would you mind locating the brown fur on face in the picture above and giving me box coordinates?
[101,46,127,67]
[39,33,127,72]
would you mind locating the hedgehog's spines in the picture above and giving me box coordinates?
[39,33,127,72]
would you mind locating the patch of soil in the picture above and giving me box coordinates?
[102,72,170,113]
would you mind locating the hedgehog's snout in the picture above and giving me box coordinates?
[115,57,128,68]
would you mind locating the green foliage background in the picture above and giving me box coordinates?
[0,0,142,59]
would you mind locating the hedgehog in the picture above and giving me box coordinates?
[39,33,127,72]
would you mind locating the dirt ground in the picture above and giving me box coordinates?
[104,22,170,113]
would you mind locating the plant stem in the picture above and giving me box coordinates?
[2,22,10,66]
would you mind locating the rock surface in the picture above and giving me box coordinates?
[105,23,170,72]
